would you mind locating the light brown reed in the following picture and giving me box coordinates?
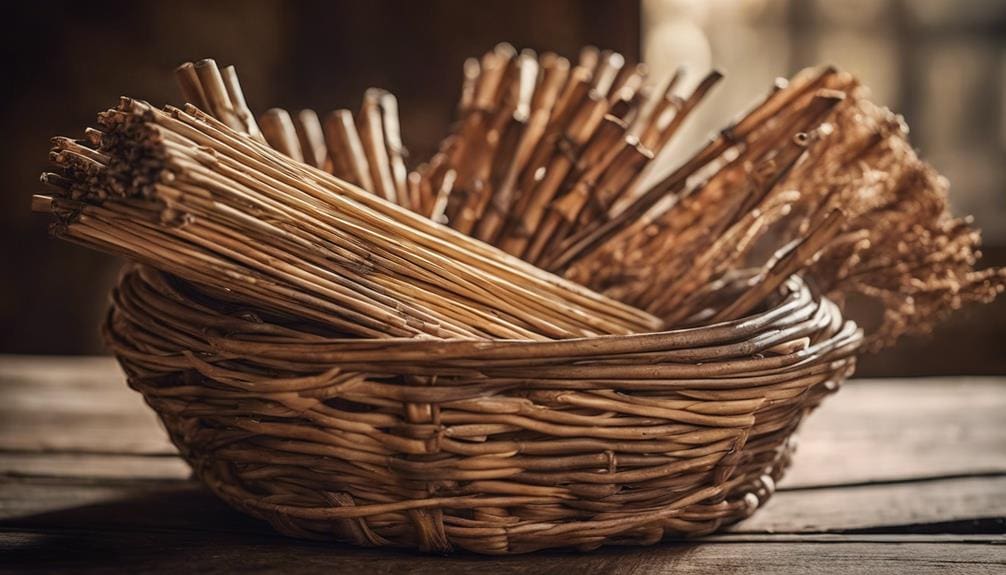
[39,98,657,340]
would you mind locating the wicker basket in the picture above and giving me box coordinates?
[105,264,861,554]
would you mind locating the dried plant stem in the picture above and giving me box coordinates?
[193,59,245,133]
[358,89,400,204]
[41,98,659,341]
[293,109,328,169]
[323,109,373,191]
[259,108,304,162]
[47,46,1006,353]
[220,65,264,142]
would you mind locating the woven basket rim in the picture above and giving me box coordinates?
[111,264,837,343]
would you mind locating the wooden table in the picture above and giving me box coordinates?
[0,356,1003,573]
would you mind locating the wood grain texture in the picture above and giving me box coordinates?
[737,476,1006,533]
[0,356,172,455]
[1,530,1003,575]
[0,453,189,481]
[785,377,1006,487]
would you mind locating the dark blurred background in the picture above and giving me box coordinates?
[2,0,1003,375]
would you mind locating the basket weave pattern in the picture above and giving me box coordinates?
[106,265,860,554]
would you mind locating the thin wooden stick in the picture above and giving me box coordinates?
[193,59,245,132]
[591,50,625,97]
[358,89,398,203]
[220,65,264,142]
[378,91,410,209]
[293,109,329,169]
[259,108,304,162]
[714,210,846,322]
[174,62,210,111]
[474,54,569,244]
[323,110,373,191]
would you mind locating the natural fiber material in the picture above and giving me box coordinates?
[41,98,657,340]
[107,264,858,554]
[560,66,1006,349]
[194,45,1003,350]
[34,46,1003,555]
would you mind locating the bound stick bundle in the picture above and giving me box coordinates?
[38,97,658,340]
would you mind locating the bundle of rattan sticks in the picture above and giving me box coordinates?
[36,48,1004,348]
[38,97,658,340]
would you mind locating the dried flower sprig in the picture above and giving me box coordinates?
[561,67,1004,349]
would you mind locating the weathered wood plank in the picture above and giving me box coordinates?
[784,377,1006,487]
[0,453,189,481]
[736,476,1006,533]
[0,529,1002,575]
[0,356,172,455]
